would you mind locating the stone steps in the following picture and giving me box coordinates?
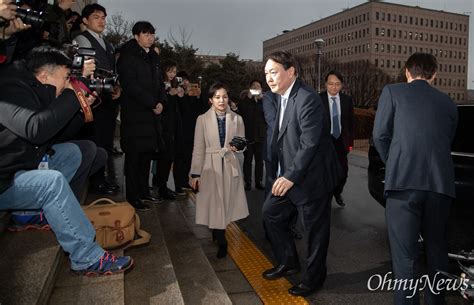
[0,229,61,305]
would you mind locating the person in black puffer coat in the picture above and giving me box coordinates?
[117,21,166,211]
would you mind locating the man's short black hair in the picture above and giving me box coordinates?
[132,21,155,36]
[405,53,438,80]
[325,70,344,83]
[265,51,299,76]
[81,3,107,19]
[25,46,71,74]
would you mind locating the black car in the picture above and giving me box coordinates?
[368,104,474,260]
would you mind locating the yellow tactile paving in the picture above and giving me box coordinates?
[187,191,309,305]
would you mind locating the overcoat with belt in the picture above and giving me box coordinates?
[190,107,249,229]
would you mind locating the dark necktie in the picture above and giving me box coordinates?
[331,97,340,139]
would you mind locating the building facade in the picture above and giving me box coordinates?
[263,1,470,102]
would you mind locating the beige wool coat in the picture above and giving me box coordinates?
[190,107,249,229]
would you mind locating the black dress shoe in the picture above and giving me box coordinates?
[288,282,321,297]
[141,195,163,203]
[244,182,251,191]
[334,194,345,207]
[91,183,117,195]
[174,187,186,196]
[159,189,176,201]
[255,182,264,190]
[262,264,300,280]
[105,182,120,192]
[129,199,150,212]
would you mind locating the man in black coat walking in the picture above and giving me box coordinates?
[262,51,342,297]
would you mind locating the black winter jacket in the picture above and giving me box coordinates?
[117,39,166,153]
[0,66,82,194]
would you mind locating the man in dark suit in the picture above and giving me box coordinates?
[373,53,458,305]
[320,71,354,206]
[261,51,342,297]
[74,3,120,195]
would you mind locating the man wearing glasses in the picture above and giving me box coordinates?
[320,71,354,207]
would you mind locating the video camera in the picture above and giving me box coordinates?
[70,46,118,95]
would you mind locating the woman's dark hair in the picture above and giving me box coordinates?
[132,21,155,36]
[81,3,107,19]
[208,82,229,99]
[248,79,262,88]
[161,60,177,80]
[325,70,344,83]
[405,53,438,80]
[26,46,71,74]
[265,51,299,75]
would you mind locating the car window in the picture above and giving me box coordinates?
[452,105,474,153]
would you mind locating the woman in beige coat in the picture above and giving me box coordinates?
[189,83,249,258]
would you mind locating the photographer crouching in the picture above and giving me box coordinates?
[0,45,133,275]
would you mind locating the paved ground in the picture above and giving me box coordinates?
[238,153,470,305]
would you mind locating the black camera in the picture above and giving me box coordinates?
[89,68,118,94]
[71,47,95,75]
[15,7,45,28]
[229,136,248,151]
[70,46,118,94]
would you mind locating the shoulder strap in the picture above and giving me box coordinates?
[122,213,151,249]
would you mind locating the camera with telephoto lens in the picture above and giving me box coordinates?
[229,136,248,151]
[10,0,46,28]
[15,7,45,28]
[70,46,118,94]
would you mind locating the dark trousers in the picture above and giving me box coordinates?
[124,150,153,202]
[262,192,332,287]
[212,229,227,245]
[68,140,107,202]
[332,136,348,196]
[243,142,264,185]
[90,103,119,185]
[156,156,185,192]
[386,190,452,305]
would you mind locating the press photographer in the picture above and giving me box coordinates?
[0,45,133,276]
[73,3,121,195]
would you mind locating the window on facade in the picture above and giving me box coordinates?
[375,59,378,67]
[399,15,402,23]
[387,13,391,21]
[409,32,412,39]
[376,28,379,36]
[375,43,378,51]
[387,29,391,37]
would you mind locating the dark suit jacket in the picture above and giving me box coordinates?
[373,80,458,198]
[269,79,342,205]
[320,91,354,151]
[262,91,278,162]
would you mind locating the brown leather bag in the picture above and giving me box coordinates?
[82,198,151,250]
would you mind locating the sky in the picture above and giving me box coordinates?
[100,0,474,89]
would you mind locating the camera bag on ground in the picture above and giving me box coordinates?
[82,198,151,250]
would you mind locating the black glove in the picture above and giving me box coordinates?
[229,136,247,151]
